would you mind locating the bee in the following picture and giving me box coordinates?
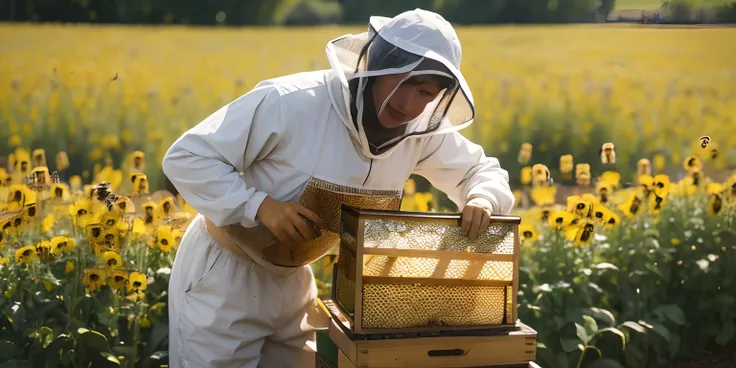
[599,143,616,164]
[699,136,711,149]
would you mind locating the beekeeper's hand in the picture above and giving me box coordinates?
[256,196,326,245]
[461,197,494,240]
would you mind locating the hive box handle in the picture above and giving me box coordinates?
[427,349,465,357]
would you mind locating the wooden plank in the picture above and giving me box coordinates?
[354,218,365,334]
[323,299,531,338]
[337,350,358,368]
[511,226,521,322]
[362,276,513,287]
[328,318,537,367]
[361,247,515,262]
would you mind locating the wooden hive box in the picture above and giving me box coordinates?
[321,299,538,368]
[333,205,522,335]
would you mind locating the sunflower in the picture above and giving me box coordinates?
[530,186,556,207]
[103,251,122,269]
[155,226,176,252]
[547,211,576,230]
[519,224,539,243]
[648,193,668,215]
[83,269,106,292]
[15,245,38,264]
[618,193,643,218]
[566,195,593,218]
[652,175,670,197]
[127,272,147,295]
[107,270,128,290]
[683,155,702,172]
[708,193,724,216]
[564,219,596,246]
[35,240,56,263]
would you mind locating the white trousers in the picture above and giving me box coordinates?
[168,215,318,368]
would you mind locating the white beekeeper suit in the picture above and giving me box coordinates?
[163,8,515,368]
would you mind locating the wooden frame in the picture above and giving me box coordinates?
[332,205,522,335]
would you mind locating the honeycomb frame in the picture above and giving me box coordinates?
[332,205,522,335]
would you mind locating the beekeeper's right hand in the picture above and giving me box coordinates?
[256,196,326,245]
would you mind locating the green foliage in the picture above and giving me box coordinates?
[517,191,736,367]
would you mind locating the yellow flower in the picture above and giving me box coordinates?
[107,270,128,290]
[596,181,613,203]
[559,154,574,174]
[599,171,621,189]
[42,214,55,233]
[155,226,176,252]
[35,240,57,263]
[83,269,106,292]
[532,164,551,187]
[15,245,38,264]
[139,314,152,328]
[157,197,176,218]
[413,193,433,212]
[530,186,556,206]
[547,211,576,230]
[403,179,416,196]
[566,195,593,218]
[142,201,158,225]
[638,174,654,195]
[0,257,9,265]
[32,149,46,167]
[652,175,670,197]
[708,193,724,216]
[707,183,724,195]
[128,272,147,295]
[648,193,668,215]
[8,134,22,147]
[132,174,149,195]
[617,193,644,218]
[520,167,532,185]
[519,224,538,243]
[65,260,75,274]
[129,151,146,171]
[103,251,122,269]
[565,219,596,246]
[683,155,701,172]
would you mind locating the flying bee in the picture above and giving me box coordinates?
[599,143,616,164]
[699,136,711,149]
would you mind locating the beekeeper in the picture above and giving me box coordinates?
[163,8,515,368]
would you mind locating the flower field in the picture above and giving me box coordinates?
[1,23,736,367]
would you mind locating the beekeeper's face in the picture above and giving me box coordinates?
[372,74,445,129]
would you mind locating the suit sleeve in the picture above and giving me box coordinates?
[162,86,286,227]
[412,132,515,215]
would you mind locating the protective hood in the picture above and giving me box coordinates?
[325,8,476,160]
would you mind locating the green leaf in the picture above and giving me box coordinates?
[589,358,625,368]
[584,308,616,327]
[654,305,687,325]
[715,321,735,346]
[594,263,619,271]
[583,315,599,335]
[715,294,735,307]
[536,342,547,349]
[560,337,582,353]
[651,324,671,342]
[576,323,591,344]
[99,352,120,365]
[77,328,112,353]
[0,340,21,360]
[601,327,625,348]
[620,321,646,334]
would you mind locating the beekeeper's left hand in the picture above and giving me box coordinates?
[461,197,494,240]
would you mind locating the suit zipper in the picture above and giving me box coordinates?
[362,159,373,186]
